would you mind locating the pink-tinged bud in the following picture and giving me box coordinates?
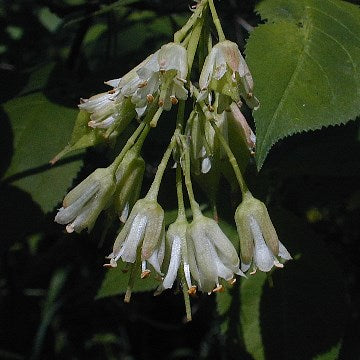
[198,40,259,110]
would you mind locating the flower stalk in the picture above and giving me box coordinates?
[146,135,177,201]
[208,0,225,42]
[193,87,248,194]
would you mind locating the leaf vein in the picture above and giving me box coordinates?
[303,50,334,99]
[308,5,360,45]
[311,24,357,74]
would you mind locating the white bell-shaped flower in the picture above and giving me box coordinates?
[186,212,245,293]
[235,192,292,273]
[105,198,165,277]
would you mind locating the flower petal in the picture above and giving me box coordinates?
[162,235,182,289]
[249,216,276,272]
[278,241,292,260]
[120,214,147,263]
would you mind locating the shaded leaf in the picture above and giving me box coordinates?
[245,0,360,169]
[96,262,160,299]
[2,92,83,212]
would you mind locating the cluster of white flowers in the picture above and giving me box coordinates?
[79,42,188,129]
[53,0,292,319]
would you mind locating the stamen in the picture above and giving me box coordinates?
[170,96,178,105]
[274,260,284,269]
[141,270,151,279]
[232,71,236,82]
[212,284,224,293]
[158,99,164,107]
[138,81,148,88]
[228,278,236,286]
[66,223,75,233]
[103,258,117,268]
[176,77,187,84]
[108,89,116,94]
[147,94,154,103]
[250,267,257,275]
[188,286,197,295]
[141,260,151,278]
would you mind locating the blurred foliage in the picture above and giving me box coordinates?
[0,0,359,359]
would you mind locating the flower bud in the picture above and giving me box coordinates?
[235,192,292,273]
[55,167,116,233]
[79,83,136,138]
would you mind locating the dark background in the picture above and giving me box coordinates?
[1,1,359,359]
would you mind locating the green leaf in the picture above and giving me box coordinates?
[37,7,62,32]
[217,209,345,359]
[96,262,160,299]
[245,0,360,169]
[2,93,84,213]
[313,342,342,360]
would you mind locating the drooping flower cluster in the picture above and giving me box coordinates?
[79,42,188,126]
[53,0,292,320]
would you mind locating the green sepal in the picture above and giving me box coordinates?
[51,110,104,163]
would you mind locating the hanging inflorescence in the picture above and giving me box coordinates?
[52,0,291,321]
